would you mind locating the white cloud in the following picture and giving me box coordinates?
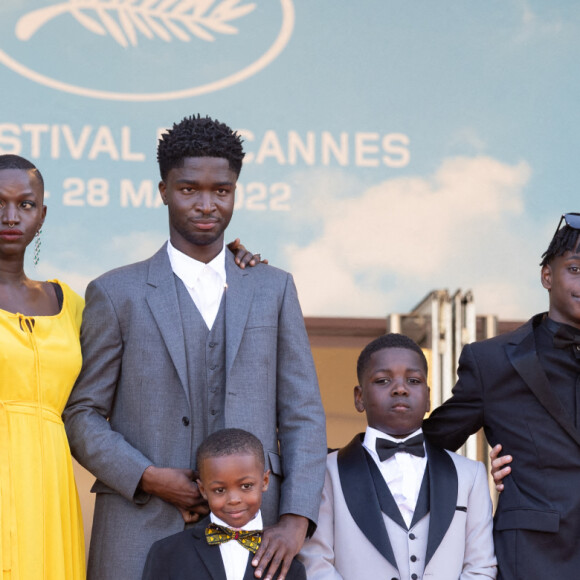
[514,0,563,43]
[287,155,547,320]
[449,128,487,154]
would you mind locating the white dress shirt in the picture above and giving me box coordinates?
[167,241,227,330]
[363,426,427,528]
[210,511,263,580]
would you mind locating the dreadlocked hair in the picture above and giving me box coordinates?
[157,114,244,181]
[540,225,580,267]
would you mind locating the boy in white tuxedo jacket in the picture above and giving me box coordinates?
[299,333,497,580]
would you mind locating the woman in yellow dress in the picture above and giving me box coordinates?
[0,153,262,578]
[0,154,85,579]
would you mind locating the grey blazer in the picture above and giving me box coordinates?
[299,435,497,580]
[64,245,326,580]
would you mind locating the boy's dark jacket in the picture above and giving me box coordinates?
[142,516,306,580]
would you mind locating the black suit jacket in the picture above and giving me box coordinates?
[142,517,306,580]
[424,313,580,579]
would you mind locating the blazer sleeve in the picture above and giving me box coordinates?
[460,461,497,579]
[298,461,344,580]
[423,343,485,451]
[275,274,327,523]
[63,278,153,502]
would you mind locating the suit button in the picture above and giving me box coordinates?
[210,410,217,415]
[411,575,418,580]
[210,365,217,370]
[410,555,417,562]
[182,417,190,426]
[409,533,416,540]
[209,342,216,348]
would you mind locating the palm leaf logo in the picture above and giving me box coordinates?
[15,0,257,47]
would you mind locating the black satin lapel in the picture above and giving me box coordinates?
[364,452,408,530]
[409,465,430,528]
[337,435,398,569]
[191,520,228,580]
[507,333,580,447]
[424,442,457,567]
[241,554,255,580]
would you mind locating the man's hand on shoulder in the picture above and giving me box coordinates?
[139,466,209,522]
[228,238,268,269]
[490,443,512,492]
[252,514,308,580]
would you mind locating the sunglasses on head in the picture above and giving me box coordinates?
[552,213,580,239]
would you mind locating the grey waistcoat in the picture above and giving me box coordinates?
[175,277,227,469]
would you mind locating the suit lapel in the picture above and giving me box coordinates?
[224,250,254,377]
[191,518,229,580]
[423,441,458,567]
[337,435,398,570]
[241,555,256,580]
[409,464,430,528]
[145,244,189,400]
[506,317,580,447]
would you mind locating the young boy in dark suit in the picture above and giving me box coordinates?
[142,429,306,580]
[299,333,497,580]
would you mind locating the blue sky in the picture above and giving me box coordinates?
[1,0,579,319]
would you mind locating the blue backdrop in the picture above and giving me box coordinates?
[1,0,578,319]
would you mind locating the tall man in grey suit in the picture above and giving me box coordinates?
[64,115,327,580]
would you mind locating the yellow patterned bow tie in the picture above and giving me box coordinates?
[205,523,262,554]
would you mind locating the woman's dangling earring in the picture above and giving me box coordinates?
[33,229,42,267]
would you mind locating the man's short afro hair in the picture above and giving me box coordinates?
[157,114,244,180]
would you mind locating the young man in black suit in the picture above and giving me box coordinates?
[423,213,580,579]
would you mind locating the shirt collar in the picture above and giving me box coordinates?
[544,314,580,338]
[210,510,263,531]
[167,240,227,288]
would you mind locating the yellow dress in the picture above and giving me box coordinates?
[0,280,85,579]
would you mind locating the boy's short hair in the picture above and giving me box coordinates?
[196,428,265,471]
[356,333,428,383]
[541,224,580,267]
[157,114,245,181]
[0,154,44,187]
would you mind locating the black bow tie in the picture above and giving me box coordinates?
[553,326,580,359]
[375,433,425,462]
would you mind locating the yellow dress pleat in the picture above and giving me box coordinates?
[0,280,85,579]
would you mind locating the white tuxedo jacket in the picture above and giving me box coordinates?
[299,435,496,580]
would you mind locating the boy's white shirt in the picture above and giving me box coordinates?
[210,510,263,580]
[362,426,427,527]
